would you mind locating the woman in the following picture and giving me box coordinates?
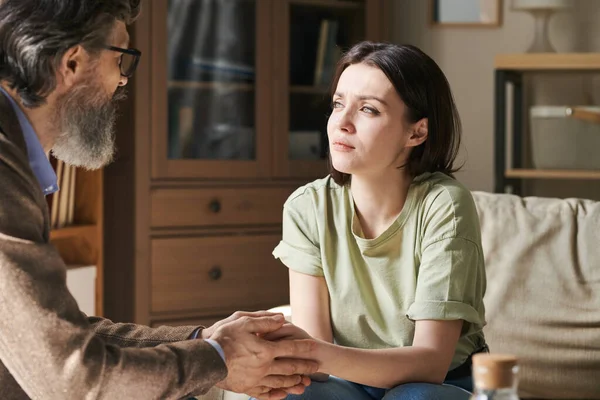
[270,42,487,400]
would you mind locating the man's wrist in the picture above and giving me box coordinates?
[200,326,212,339]
[205,338,226,362]
[189,327,203,339]
[190,325,214,340]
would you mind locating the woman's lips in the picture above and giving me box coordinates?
[331,141,355,151]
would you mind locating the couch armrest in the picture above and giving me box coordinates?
[269,305,292,322]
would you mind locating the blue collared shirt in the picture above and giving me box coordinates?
[0,87,226,363]
[0,87,58,196]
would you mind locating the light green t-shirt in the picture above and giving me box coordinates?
[273,172,487,371]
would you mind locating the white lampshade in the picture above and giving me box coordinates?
[512,0,572,10]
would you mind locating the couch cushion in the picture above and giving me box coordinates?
[473,192,600,399]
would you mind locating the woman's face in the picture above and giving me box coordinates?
[327,62,417,179]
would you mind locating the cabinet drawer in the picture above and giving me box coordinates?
[151,187,293,228]
[151,234,289,314]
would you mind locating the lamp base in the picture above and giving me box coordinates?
[525,9,557,53]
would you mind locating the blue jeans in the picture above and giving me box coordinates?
[279,375,473,400]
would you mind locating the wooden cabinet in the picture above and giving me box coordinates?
[104,0,390,327]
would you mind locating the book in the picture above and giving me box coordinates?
[50,159,63,229]
[50,160,77,229]
[314,20,330,86]
[313,19,340,87]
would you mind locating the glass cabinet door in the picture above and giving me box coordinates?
[272,0,384,179]
[151,0,272,178]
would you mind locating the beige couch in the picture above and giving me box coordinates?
[200,192,600,400]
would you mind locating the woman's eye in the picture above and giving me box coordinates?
[332,100,343,109]
[361,106,379,115]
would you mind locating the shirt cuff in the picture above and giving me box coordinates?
[205,339,226,362]
[189,327,202,339]
[189,328,226,362]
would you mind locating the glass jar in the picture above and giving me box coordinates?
[470,354,520,400]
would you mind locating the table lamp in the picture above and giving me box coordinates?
[512,0,572,52]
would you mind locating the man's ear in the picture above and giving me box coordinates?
[406,118,428,147]
[57,45,87,89]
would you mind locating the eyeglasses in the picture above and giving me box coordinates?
[102,45,142,78]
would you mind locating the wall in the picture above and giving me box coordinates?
[437,0,486,23]
[390,0,600,199]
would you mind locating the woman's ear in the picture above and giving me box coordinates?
[407,118,428,147]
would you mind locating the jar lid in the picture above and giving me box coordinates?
[472,354,518,389]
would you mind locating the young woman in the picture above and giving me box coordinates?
[271,42,487,400]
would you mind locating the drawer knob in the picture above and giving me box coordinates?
[208,266,222,281]
[209,199,221,213]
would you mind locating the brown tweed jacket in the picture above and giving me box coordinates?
[0,93,227,399]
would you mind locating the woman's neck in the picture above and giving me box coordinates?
[350,170,413,239]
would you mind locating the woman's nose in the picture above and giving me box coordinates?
[336,109,356,134]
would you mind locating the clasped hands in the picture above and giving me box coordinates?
[200,311,326,400]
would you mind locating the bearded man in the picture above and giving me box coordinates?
[0,1,318,399]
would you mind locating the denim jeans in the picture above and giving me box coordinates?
[273,375,473,400]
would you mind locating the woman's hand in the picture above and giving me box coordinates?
[262,323,330,382]
[261,323,311,341]
[201,310,283,339]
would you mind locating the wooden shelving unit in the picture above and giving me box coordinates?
[50,224,97,240]
[505,169,600,180]
[49,167,103,316]
[495,53,600,71]
[289,0,362,9]
[168,81,254,91]
[494,53,600,194]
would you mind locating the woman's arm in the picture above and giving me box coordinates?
[317,319,462,388]
[289,269,333,343]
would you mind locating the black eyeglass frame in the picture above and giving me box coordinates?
[102,45,142,78]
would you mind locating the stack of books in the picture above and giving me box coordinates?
[49,159,76,229]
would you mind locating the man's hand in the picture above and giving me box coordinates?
[211,314,319,399]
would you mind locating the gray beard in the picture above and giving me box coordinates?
[51,87,126,170]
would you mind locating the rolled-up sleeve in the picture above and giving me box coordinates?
[407,237,486,335]
[273,204,323,277]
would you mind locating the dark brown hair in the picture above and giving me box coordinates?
[328,41,462,185]
[0,0,141,107]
